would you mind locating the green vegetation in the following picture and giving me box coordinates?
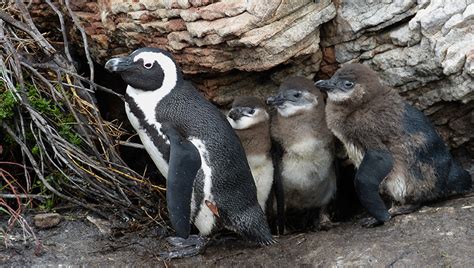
[26,83,82,146]
[0,83,17,121]
[1,82,81,147]
[1,81,81,212]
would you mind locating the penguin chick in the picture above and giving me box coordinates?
[316,63,472,227]
[267,76,337,231]
[227,97,285,234]
[104,48,274,251]
[227,97,273,211]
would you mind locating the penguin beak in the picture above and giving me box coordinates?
[315,79,337,92]
[266,94,285,106]
[228,108,243,120]
[105,56,133,73]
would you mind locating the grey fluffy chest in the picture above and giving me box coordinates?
[281,137,336,208]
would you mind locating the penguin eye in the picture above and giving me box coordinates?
[343,81,354,89]
[143,62,153,69]
[248,109,255,115]
[294,92,302,98]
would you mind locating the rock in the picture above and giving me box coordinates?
[33,213,61,229]
[31,0,335,75]
[318,0,474,157]
[28,0,473,160]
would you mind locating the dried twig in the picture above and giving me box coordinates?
[0,0,167,229]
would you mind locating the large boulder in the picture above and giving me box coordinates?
[66,0,336,74]
[29,0,473,162]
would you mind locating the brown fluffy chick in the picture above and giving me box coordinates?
[316,63,472,227]
[267,76,337,232]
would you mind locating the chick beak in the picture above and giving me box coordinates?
[314,79,337,92]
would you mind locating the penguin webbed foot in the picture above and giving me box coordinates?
[159,235,208,259]
[359,217,385,228]
[318,219,340,231]
[388,204,421,216]
[316,206,339,231]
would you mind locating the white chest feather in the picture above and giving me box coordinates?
[384,170,407,203]
[282,138,330,181]
[247,154,274,211]
[189,138,216,235]
[125,100,169,178]
[332,129,364,167]
[281,138,336,208]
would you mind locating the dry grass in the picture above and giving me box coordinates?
[0,0,168,247]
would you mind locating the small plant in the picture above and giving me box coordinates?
[0,85,17,121]
[26,83,82,146]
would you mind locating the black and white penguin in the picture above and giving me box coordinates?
[267,76,337,231]
[316,63,472,227]
[104,48,274,250]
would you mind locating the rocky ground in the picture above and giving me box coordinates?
[2,193,473,267]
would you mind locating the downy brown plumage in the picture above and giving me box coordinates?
[316,63,472,226]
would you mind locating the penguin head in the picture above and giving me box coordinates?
[105,47,181,91]
[266,76,322,118]
[315,63,384,105]
[227,97,269,130]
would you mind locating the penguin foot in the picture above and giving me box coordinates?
[158,235,208,259]
[317,208,339,231]
[359,217,385,228]
[318,220,340,231]
[389,204,420,216]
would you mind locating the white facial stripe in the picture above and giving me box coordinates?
[126,53,178,136]
[133,51,178,94]
[327,91,352,102]
[227,108,268,130]
[228,116,256,130]
[277,103,313,118]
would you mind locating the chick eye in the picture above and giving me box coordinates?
[248,109,255,115]
[144,62,153,69]
[294,92,302,98]
[343,81,354,89]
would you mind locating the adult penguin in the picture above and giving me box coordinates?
[105,48,274,257]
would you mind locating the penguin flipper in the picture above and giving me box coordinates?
[271,138,285,235]
[355,149,393,225]
[161,122,201,238]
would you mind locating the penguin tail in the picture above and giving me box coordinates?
[229,205,276,246]
[446,161,472,194]
[260,237,277,246]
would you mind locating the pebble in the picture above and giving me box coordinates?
[34,213,62,229]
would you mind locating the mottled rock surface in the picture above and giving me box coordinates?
[319,0,473,162]
[29,0,473,159]
[64,0,336,74]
